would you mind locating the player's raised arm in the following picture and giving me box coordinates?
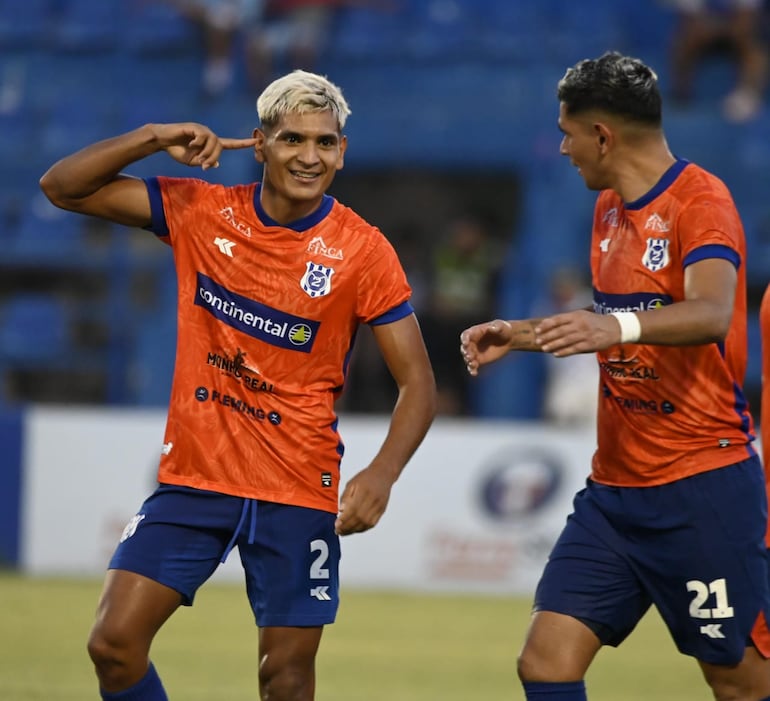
[39,123,258,228]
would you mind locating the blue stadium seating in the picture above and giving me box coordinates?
[121,2,200,56]
[51,0,121,53]
[0,0,55,50]
[1,0,770,414]
[0,294,71,365]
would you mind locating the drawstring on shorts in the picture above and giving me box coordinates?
[221,498,258,563]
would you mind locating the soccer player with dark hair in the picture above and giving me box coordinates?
[461,51,770,700]
[40,69,436,701]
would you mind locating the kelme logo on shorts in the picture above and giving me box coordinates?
[195,273,319,352]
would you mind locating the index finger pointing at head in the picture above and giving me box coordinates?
[220,137,260,150]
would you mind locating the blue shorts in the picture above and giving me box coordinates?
[109,484,340,627]
[534,456,770,665]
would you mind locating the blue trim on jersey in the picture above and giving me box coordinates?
[253,184,334,232]
[733,380,756,446]
[624,159,689,210]
[370,301,414,325]
[144,177,169,237]
[683,244,740,269]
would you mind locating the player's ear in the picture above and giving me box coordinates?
[336,134,347,170]
[594,123,611,153]
[252,127,266,163]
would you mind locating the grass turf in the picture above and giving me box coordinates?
[0,573,704,700]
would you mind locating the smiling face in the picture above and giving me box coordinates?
[254,109,347,224]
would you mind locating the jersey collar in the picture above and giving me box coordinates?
[624,158,690,210]
[253,184,334,232]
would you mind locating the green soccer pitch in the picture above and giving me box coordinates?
[0,572,704,700]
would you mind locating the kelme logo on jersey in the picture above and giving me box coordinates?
[195,273,319,353]
[301,262,335,298]
[593,290,672,315]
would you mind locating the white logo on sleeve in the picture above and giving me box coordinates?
[214,237,236,257]
[119,514,146,543]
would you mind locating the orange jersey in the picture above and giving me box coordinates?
[590,159,755,486]
[760,284,770,544]
[145,177,413,513]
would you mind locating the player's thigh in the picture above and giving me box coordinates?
[92,569,183,649]
[519,610,602,682]
[109,484,243,606]
[698,646,770,701]
[533,486,652,648]
[239,501,340,627]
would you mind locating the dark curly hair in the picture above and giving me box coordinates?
[557,51,663,126]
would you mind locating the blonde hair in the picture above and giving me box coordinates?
[257,69,351,130]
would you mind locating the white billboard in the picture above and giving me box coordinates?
[21,408,594,594]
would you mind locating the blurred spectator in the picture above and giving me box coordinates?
[535,266,599,428]
[664,0,768,121]
[423,215,500,415]
[246,0,340,91]
[170,0,265,97]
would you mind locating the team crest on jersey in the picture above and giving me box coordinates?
[642,237,670,272]
[301,262,335,298]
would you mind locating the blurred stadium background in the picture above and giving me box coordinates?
[1,2,769,698]
[1,0,769,417]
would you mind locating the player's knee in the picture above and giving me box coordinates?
[702,668,768,701]
[87,627,119,668]
[517,646,544,682]
[86,623,142,681]
[258,659,314,701]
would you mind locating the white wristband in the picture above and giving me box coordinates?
[610,311,641,344]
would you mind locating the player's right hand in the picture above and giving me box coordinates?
[150,123,259,171]
[460,319,514,376]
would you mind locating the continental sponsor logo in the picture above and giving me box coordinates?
[593,290,672,315]
[195,272,319,352]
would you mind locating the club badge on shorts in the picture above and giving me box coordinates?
[301,262,335,298]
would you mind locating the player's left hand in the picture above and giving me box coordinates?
[535,309,620,356]
[335,465,394,536]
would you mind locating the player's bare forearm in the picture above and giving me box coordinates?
[508,318,544,351]
[40,125,163,206]
[461,317,545,377]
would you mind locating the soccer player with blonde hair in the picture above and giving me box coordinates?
[40,69,436,701]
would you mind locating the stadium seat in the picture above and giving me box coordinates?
[0,0,54,50]
[51,0,122,53]
[328,7,408,62]
[121,2,200,56]
[405,0,476,61]
[7,193,88,264]
[0,294,71,364]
